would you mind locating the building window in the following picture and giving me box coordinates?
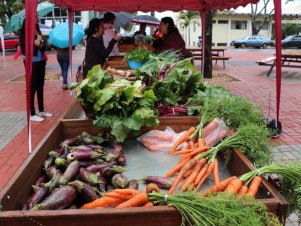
[212,20,216,24]
[231,21,247,30]
[217,43,227,46]
[254,21,269,30]
[218,20,228,24]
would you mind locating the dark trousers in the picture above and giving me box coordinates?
[57,55,70,85]
[31,60,46,116]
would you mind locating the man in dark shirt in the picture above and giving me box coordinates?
[133,23,146,45]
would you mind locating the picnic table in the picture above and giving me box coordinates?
[257,50,301,77]
[186,47,230,68]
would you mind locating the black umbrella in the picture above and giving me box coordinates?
[132,15,160,26]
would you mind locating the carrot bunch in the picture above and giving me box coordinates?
[81,189,150,209]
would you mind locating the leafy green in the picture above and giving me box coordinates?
[149,192,281,226]
[124,47,154,63]
[72,65,159,142]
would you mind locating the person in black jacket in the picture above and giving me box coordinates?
[83,18,121,77]
[19,20,53,122]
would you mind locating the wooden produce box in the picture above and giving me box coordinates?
[0,118,288,226]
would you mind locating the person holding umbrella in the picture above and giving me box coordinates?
[83,18,121,77]
[19,20,53,122]
[103,12,120,56]
[55,47,70,90]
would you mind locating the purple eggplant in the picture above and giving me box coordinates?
[68,180,98,202]
[109,140,124,153]
[79,168,99,186]
[96,174,107,192]
[86,144,103,150]
[48,151,61,158]
[67,150,102,161]
[46,165,58,179]
[31,185,77,210]
[46,171,62,192]
[99,165,126,178]
[86,161,115,173]
[72,145,93,152]
[111,174,128,189]
[78,159,104,167]
[54,157,69,168]
[43,157,54,170]
[28,186,49,209]
[60,137,79,147]
[67,204,78,209]
[20,201,29,210]
[143,176,172,189]
[59,147,70,159]
[128,180,139,190]
[117,155,126,166]
[34,175,46,188]
[59,161,80,185]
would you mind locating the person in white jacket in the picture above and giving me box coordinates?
[103,12,120,56]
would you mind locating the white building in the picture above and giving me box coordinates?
[177,5,301,47]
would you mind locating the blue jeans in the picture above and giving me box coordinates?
[57,55,70,85]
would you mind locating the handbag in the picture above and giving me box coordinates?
[76,58,85,82]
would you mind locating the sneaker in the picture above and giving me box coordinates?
[62,84,68,90]
[37,112,53,117]
[30,115,44,122]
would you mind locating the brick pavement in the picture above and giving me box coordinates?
[0,47,301,224]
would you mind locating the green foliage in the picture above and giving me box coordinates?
[124,47,154,63]
[71,65,159,142]
[177,11,199,27]
[282,23,301,37]
[0,0,23,26]
[149,192,282,226]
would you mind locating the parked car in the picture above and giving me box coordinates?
[0,34,19,50]
[282,35,301,49]
[233,35,273,49]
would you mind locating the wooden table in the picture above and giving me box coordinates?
[257,50,301,77]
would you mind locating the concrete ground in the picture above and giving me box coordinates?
[0,47,301,225]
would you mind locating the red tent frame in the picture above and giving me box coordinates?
[24,0,282,153]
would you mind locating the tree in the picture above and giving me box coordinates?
[282,23,301,38]
[177,11,199,46]
[204,11,213,79]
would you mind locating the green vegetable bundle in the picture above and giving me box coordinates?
[72,65,159,142]
[124,47,154,63]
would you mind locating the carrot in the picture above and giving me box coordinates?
[246,176,262,197]
[143,202,154,207]
[166,158,190,177]
[81,197,123,209]
[203,119,219,137]
[183,168,193,178]
[181,158,206,191]
[225,177,243,194]
[188,140,195,149]
[168,159,197,194]
[116,192,149,208]
[171,149,193,155]
[194,143,198,148]
[146,183,160,193]
[184,146,210,159]
[197,138,204,148]
[201,176,237,196]
[213,159,220,185]
[194,164,209,186]
[171,127,195,153]
[114,189,140,196]
[104,192,132,200]
[195,162,215,191]
[237,185,248,195]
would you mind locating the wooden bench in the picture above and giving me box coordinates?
[256,56,301,77]
[103,60,129,70]
[193,55,231,68]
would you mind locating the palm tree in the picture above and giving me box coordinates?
[177,11,199,46]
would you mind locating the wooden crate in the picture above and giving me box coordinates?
[0,118,288,226]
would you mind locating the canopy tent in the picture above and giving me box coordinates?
[24,0,282,153]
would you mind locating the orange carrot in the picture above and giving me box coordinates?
[114,189,140,196]
[104,192,132,200]
[213,159,220,185]
[146,183,160,193]
[195,162,215,191]
[197,138,204,148]
[184,146,210,159]
[116,192,149,208]
[171,149,194,155]
[188,140,195,149]
[171,127,195,153]
[81,197,122,209]
[194,143,198,148]
[194,164,209,186]
[246,176,262,197]
[181,158,206,191]
[225,178,243,194]
[143,202,154,207]
[166,158,190,177]
[237,185,248,195]
[168,159,197,194]
[184,168,193,178]
[201,176,237,197]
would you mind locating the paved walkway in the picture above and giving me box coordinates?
[0,48,301,225]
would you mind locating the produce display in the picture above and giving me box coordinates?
[124,47,154,64]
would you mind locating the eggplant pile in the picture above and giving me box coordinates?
[23,132,130,210]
